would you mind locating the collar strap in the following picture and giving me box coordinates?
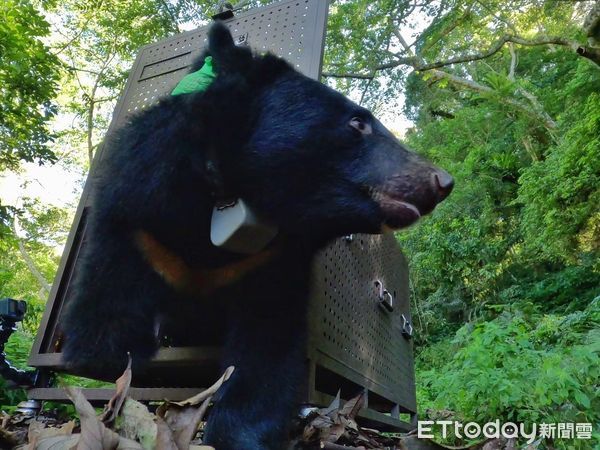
[134,230,278,297]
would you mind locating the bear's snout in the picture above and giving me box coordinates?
[431,168,454,202]
[370,162,454,231]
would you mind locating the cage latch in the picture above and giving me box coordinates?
[401,314,413,339]
[374,280,393,312]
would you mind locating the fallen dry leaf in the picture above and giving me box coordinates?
[155,366,234,450]
[66,386,121,450]
[155,416,179,450]
[320,390,341,418]
[322,423,345,443]
[25,420,44,450]
[338,392,366,419]
[23,434,142,450]
[1,412,10,428]
[482,437,516,450]
[101,356,133,425]
[157,401,209,450]
[28,434,80,450]
[319,442,366,450]
[303,390,368,446]
[167,366,235,408]
[26,420,75,450]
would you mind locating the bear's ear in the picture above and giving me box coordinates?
[208,21,253,76]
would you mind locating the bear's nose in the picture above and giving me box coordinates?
[432,169,454,202]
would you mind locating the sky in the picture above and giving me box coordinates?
[0,162,84,208]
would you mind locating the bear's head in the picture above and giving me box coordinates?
[197,23,453,242]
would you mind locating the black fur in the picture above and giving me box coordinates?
[61,22,451,450]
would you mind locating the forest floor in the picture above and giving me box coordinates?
[0,365,518,450]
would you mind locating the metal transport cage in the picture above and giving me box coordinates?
[27,0,417,431]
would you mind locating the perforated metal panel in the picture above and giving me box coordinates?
[29,0,416,431]
[114,0,326,128]
[309,234,415,414]
[318,239,410,383]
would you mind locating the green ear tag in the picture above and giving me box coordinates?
[171,56,216,96]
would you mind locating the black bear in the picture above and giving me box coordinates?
[61,22,453,450]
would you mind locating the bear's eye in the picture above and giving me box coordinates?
[349,117,372,136]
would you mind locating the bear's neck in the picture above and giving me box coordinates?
[138,218,322,301]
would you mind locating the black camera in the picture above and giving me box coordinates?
[0,298,27,322]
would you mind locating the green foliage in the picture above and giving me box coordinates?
[400,46,600,349]
[4,328,34,370]
[0,329,33,410]
[417,299,600,448]
[0,200,69,334]
[0,379,27,412]
[0,199,68,408]
[519,90,600,264]
[324,0,408,113]
[0,0,61,170]
[385,2,600,445]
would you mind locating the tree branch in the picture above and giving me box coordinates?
[425,69,557,129]
[322,72,374,80]
[474,0,519,34]
[158,0,181,33]
[505,43,556,130]
[94,95,120,104]
[12,215,51,296]
[62,64,101,76]
[323,35,559,130]
[508,42,517,81]
[52,14,94,56]
[86,49,117,164]
[415,35,580,70]
[418,2,476,54]
[322,57,417,80]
